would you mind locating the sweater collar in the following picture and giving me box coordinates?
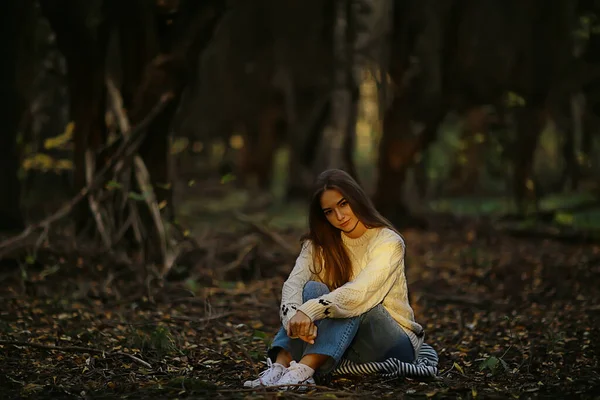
[341,226,379,247]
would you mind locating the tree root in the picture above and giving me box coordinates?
[0,93,174,260]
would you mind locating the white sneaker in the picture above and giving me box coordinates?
[243,358,287,388]
[275,361,316,391]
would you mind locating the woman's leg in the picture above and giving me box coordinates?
[295,281,362,374]
[268,281,334,366]
[344,304,415,364]
[268,281,361,374]
[267,326,299,366]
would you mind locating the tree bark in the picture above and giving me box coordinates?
[373,0,444,227]
[40,0,113,229]
[127,0,226,220]
[373,95,441,227]
[314,0,356,176]
[0,0,37,231]
[117,0,159,111]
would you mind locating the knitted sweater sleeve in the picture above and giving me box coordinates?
[297,234,404,322]
[280,240,314,329]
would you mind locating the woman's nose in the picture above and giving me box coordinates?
[335,209,344,220]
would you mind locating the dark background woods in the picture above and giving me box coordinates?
[1,1,600,398]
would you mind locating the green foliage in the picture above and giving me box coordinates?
[184,277,198,293]
[128,326,177,358]
[506,91,526,108]
[544,329,566,352]
[44,122,74,150]
[105,180,122,190]
[479,356,508,375]
[252,329,271,347]
[128,191,150,201]
[150,326,177,356]
[220,173,236,184]
[21,153,73,173]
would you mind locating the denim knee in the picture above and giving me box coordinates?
[303,281,329,302]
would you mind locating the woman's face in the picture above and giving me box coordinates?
[320,189,366,237]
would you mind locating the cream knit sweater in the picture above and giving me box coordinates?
[280,227,425,355]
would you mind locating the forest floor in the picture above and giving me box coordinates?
[1,187,600,399]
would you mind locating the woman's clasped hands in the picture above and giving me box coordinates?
[286,310,318,344]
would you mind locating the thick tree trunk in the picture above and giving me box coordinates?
[373,0,444,227]
[446,107,491,195]
[117,0,159,111]
[286,93,330,199]
[511,106,546,213]
[0,0,36,231]
[373,95,441,227]
[314,0,356,176]
[40,0,112,228]
[128,0,225,219]
[239,91,286,190]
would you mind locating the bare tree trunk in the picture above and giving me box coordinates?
[40,0,113,230]
[0,0,37,231]
[314,0,356,175]
[373,0,445,227]
[129,0,225,220]
[117,0,159,111]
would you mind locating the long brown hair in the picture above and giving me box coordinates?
[302,169,401,289]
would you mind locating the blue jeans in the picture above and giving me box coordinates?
[268,281,415,375]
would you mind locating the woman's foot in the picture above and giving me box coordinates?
[275,361,316,390]
[243,359,287,388]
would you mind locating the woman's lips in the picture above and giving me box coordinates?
[340,220,350,227]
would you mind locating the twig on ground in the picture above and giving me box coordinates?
[0,340,152,369]
[234,212,297,256]
[168,297,206,306]
[170,311,234,323]
[220,243,257,275]
[216,383,343,393]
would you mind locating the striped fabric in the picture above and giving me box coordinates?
[331,343,439,380]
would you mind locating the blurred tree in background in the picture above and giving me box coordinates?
[2,0,600,265]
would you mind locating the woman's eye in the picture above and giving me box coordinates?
[324,210,332,216]
[340,201,348,207]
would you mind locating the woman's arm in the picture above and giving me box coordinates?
[297,235,404,322]
[280,241,314,329]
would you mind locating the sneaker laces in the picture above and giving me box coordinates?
[258,358,276,380]
[243,358,286,388]
[276,361,316,390]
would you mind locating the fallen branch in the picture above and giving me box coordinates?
[234,212,297,257]
[133,155,171,275]
[85,149,111,249]
[0,340,152,369]
[170,311,234,323]
[0,92,174,258]
[220,243,257,275]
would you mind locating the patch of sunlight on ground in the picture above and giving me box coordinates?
[539,192,597,211]
[429,193,600,231]
[554,209,600,230]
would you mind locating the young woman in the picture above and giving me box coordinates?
[244,169,424,389]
